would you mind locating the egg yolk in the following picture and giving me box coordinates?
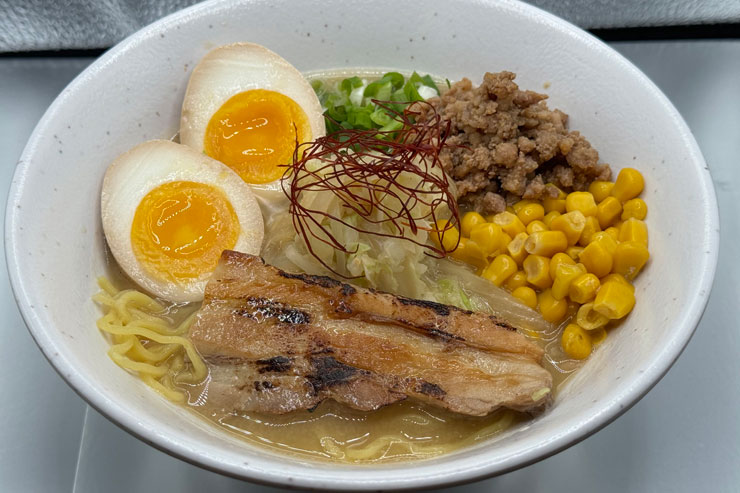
[203,89,312,184]
[131,181,240,281]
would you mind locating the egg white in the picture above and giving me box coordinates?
[179,42,325,199]
[101,139,264,302]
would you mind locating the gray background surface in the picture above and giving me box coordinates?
[1,0,740,51]
[2,40,739,493]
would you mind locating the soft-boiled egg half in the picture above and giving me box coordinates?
[180,43,325,193]
[101,140,264,302]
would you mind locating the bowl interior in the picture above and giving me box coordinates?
[6,0,717,489]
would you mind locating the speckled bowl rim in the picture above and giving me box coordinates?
[5,0,719,490]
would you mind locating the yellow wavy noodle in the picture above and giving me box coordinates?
[93,278,207,402]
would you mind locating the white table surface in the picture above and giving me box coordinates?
[1,41,739,492]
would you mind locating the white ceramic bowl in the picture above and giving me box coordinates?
[5,0,719,489]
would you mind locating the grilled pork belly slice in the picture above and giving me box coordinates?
[189,250,552,416]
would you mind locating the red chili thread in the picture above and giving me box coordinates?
[282,100,460,277]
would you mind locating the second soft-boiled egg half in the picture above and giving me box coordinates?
[101,140,264,302]
[180,43,325,191]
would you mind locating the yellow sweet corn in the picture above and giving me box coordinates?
[549,252,576,280]
[569,273,600,304]
[612,241,649,280]
[470,222,505,255]
[596,196,623,229]
[579,240,613,278]
[561,323,592,359]
[491,211,527,237]
[593,281,636,319]
[590,327,608,346]
[589,181,615,203]
[450,237,487,268]
[525,230,568,257]
[611,168,644,202]
[517,203,545,226]
[482,254,518,286]
[512,286,537,309]
[604,226,620,242]
[433,219,460,252]
[565,245,585,261]
[539,289,569,323]
[619,218,649,247]
[543,187,567,213]
[590,231,618,254]
[565,191,598,217]
[523,255,552,289]
[552,262,587,300]
[600,273,635,292]
[506,232,529,265]
[505,270,528,291]
[621,198,648,221]
[461,211,486,237]
[550,210,587,245]
[526,220,548,234]
[501,233,513,249]
[543,210,561,228]
[512,199,536,214]
[579,216,602,246]
[576,302,610,330]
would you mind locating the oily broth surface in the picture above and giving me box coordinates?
[96,70,584,463]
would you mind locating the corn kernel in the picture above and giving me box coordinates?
[539,289,569,323]
[590,231,618,255]
[543,210,561,228]
[482,254,518,287]
[552,262,587,300]
[517,203,545,226]
[589,181,615,203]
[600,273,635,292]
[594,281,636,319]
[561,323,592,360]
[566,191,598,217]
[605,226,619,242]
[501,233,513,249]
[579,241,613,278]
[591,327,607,345]
[505,270,528,291]
[565,246,584,261]
[619,218,649,247]
[433,219,460,252]
[621,198,648,220]
[526,220,548,234]
[578,216,602,246]
[550,210,587,245]
[450,237,487,268]
[569,273,600,304]
[523,255,552,289]
[506,232,529,265]
[549,252,576,280]
[576,302,610,330]
[512,200,536,214]
[543,197,566,213]
[611,168,644,202]
[612,241,649,280]
[506,206,515,214]
[461,211,486,237]
[525,230,568,257]
[470,222,505,255]
[491,211,526,237]
[512,286,537,309]
[596,196,623,229]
